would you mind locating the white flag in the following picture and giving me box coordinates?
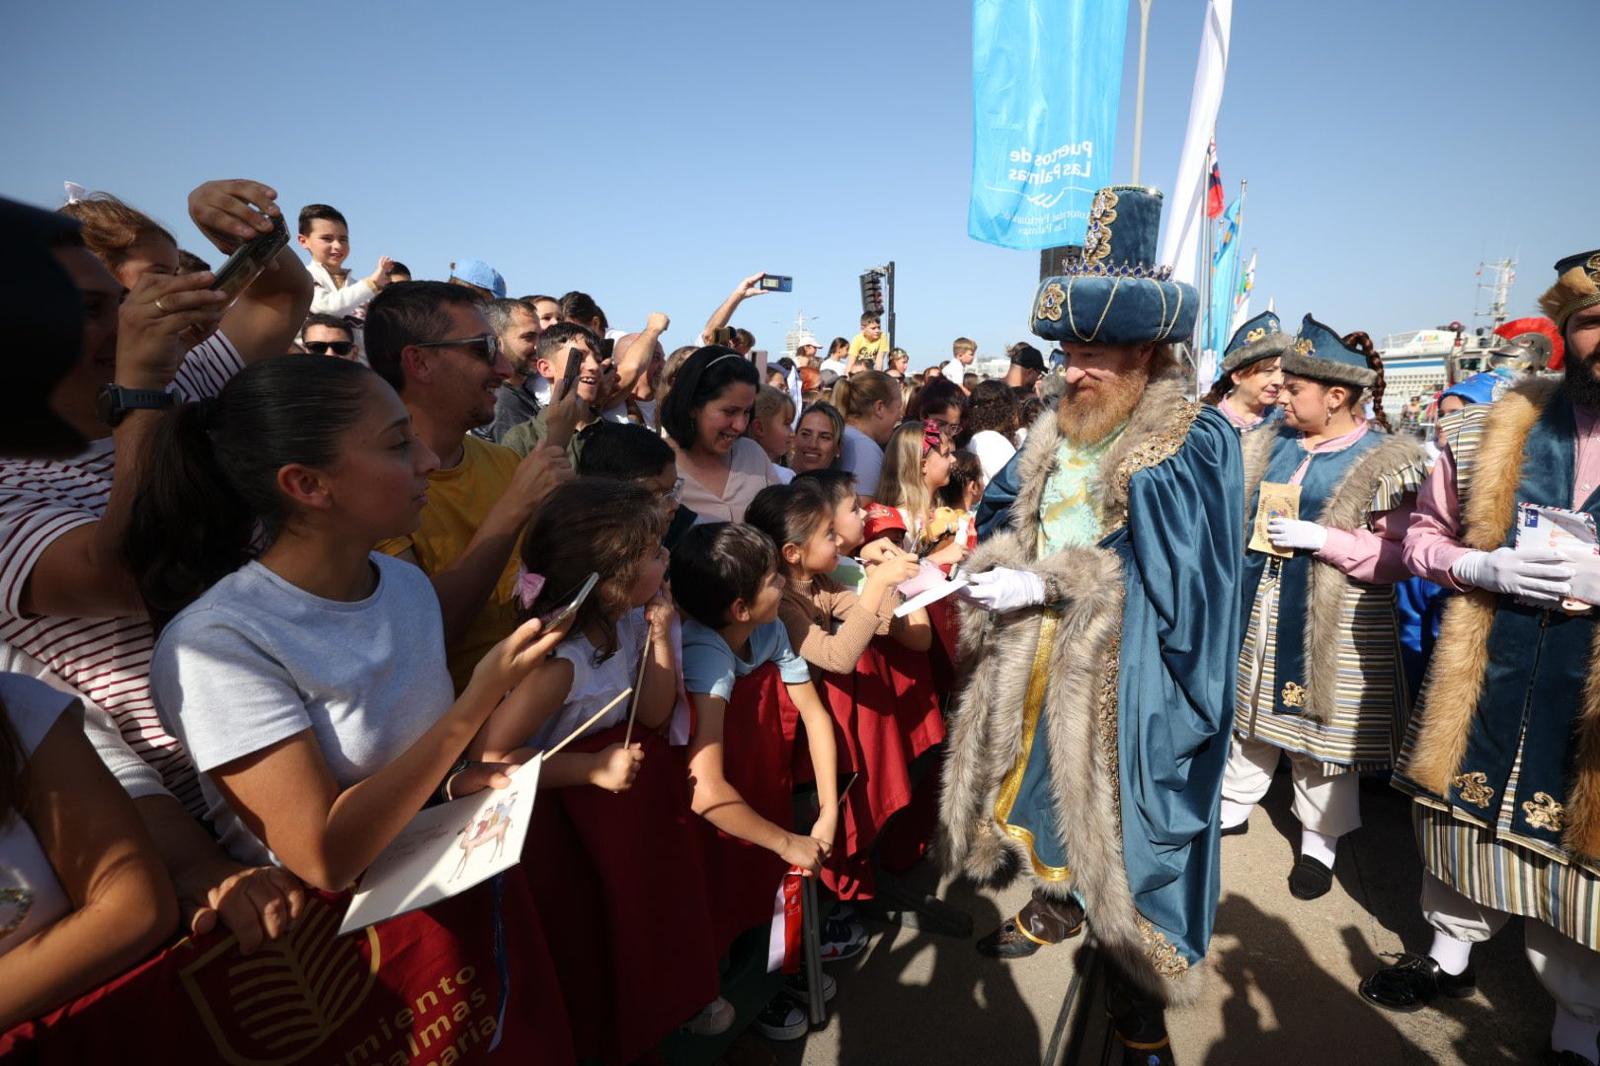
[1156,0,1233,285]
[1229,251,1257,335]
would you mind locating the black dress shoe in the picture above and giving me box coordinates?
[1219,820,1250,837]
[1288,854,1333,899]
[1359,952,1476,1013]
[1106,970,1175,1066]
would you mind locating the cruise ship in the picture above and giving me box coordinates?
[1379,326,1507,418]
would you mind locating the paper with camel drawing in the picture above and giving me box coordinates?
[339,756,543,935]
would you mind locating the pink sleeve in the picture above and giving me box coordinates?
[1401,448,1474,591]
[1316,503,1417,584]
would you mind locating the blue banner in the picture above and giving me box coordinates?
[968,0,1130,250]
[1208,198,1241,355]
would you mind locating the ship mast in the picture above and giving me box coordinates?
[1473,256,1516,329]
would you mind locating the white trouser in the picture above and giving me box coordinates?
[1221,734,1362,838]
[1423,872,1600,1023]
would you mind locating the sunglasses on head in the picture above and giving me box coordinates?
[304,340,355,356]
[410,333,501,363]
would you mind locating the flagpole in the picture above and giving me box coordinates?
[1131,0,1155,184]
[1196,131,1213,394]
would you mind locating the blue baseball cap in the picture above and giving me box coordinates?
[448,258,506,298]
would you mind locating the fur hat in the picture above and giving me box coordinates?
[1030,185,1198,347]
[1538,250,1600,329]
[1219,310,1291,375]
[1280,314,1377,388]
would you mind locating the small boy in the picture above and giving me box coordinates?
[297,203,393,321]
[670,523,840,880]
[576,420,698,549]
[850,313,888,368]
[387,261,412,285]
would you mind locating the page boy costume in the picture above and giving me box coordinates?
[1213,311,1292,431]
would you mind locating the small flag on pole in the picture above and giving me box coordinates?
[1205,139,1225,220]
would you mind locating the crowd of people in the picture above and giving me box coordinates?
[0,174,1596,1066]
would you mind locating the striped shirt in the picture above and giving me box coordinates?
[0,333,245,817]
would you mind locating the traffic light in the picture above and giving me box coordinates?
[859,270,885,315]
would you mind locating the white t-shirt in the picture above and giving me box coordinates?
[968,429,1018,485]
[818,359,849,377]
[771,464,796,485]
[530,608,650,750]
[150,553,455,867]
[0,332,245,817]
[0,674,75,959]
[840,425,885,498]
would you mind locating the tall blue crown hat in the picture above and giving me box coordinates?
[1219,310,1291,375]
[1280,314,1377,388]
[1030,185,1199,347]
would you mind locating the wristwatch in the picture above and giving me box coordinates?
[97,384,175,428]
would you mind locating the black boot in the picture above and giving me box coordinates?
[1359,952,1476,1013]
[975,889,1086,959]
[1106,965,1175,1066]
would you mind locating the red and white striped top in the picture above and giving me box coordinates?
[0,333,246,817]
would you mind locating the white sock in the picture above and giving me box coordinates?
[1219,799,1254,830]
[1426,930,1474,977]
[1551,1006,1600,1061]
[1299,827,1338,869]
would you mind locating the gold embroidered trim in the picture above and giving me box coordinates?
[1292,337,1314,356]
[1096,631,1123,826]
[1102,401,1203,531]
[1245,326,1266,343]
[1452,771,1495,809]
[994,614,1073,882]
[1281,682,1308,708]
[1082,187,1120,265]
[1036,281,1066,323]
[1523,791,1566,832]
[1135,915,1191,977]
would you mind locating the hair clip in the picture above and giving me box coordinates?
[516,570,546,611]
[63,181,87,205]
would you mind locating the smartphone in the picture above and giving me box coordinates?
[710,326,736,347]
[749,348,769,379]
[212,214,289,303]
[758,274,793,293]
[540,572,599,630]
[557,344,588,400]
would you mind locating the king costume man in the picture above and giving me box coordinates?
[940,185,1243,1062]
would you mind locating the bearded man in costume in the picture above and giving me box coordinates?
[942,186,1244,1065]
[1360,251,1600,1066]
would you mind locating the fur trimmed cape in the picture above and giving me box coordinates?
[940,369,1243,1005]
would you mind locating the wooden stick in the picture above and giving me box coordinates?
[621,643,651,749]
[542,688,633,759]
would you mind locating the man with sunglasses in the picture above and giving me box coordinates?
[365,281,573,692]
[299,313,360,361]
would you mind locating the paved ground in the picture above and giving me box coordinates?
[741,768,1552,1066]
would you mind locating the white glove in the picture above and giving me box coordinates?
[1562,551,1600,607]
[1267,518,1329,553]
[1450,547,1573,607]
[961,567,1048,614]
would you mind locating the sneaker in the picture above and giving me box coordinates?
[681,995,735,1037]
[819,916,868,963]
[784,970,837,1004]
[755,990,808,1041]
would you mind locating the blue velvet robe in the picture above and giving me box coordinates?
[977,406,1244,967]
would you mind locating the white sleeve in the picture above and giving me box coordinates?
[151,612,313,774]
[82,696,170,799]
[310,276,377,317]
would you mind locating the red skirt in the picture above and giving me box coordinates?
[0,877,574,1066]
[698,661,797,957]
[523,727,718,1065]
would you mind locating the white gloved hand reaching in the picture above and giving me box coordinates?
[1560,550,1600,607]
[1267,518,1329,553]
[1450,547,1573,607]
[960,567,1048,614]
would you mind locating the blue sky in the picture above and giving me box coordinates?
[3,0,1592,370]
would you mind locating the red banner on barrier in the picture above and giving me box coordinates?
[0,874,574,1066]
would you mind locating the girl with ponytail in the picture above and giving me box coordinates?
[1220,317,1425,899]
[133,356,573,891]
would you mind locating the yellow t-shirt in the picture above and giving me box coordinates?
[850,332,889,364]
[378,435,522,693]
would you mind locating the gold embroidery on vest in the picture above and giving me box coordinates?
[1451,771,1495,809]
[1522,791,1566,832]
[1281,682,1308,708]
[1135,915,1190,977]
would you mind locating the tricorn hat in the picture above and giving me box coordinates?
[1030,185,1198,347]
[1219,310,1292,375]
[1280,314,1377,388]
[1538,249,1600,330]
